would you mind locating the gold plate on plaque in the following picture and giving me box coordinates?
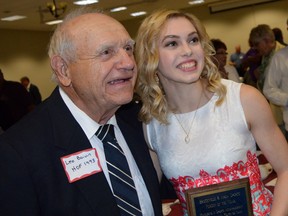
[185,178,253,216]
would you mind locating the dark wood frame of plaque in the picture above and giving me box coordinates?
[185,178,253,216]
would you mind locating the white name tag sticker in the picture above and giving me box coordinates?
[61,148,102,183]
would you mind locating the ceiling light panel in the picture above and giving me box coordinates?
[45,20,63,25]
[1,15,27,21]
[110,7,127,12]
[130,11,147,17]
[188,0,205,5]
[73,0,98,6]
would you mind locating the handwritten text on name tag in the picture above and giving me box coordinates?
[61,148,102,183]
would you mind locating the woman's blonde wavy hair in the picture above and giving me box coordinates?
[135,9,226,124]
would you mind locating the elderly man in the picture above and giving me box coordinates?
[249,24,285,134]
[0,7,162,216]
[263,19,288,140]
[263,46,288,141]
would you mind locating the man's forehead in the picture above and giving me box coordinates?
[98,37,135,49]
[64,13,132,52]
[67,13,120,29]
[69,14,128,40]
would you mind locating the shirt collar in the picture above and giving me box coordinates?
[59,87,117,140]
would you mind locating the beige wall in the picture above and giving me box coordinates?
[192,0,288,54]
[0,0,287,100]
[0,30,55,99]
[124,0,288,53]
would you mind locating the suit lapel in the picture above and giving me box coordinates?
[47,88,119,215]
[116,113,161,212]
[116,103,162,215]
[116,116,142,173]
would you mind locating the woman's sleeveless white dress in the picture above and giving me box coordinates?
[146,79,273,215]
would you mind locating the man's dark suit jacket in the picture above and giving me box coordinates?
[0,87,162,216]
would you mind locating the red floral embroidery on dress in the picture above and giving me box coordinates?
[170,151,273,215]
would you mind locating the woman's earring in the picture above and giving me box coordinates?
[155,73,159,84]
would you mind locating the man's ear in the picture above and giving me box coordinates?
[50,55,71,87]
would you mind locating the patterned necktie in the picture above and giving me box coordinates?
[96,124,142,216]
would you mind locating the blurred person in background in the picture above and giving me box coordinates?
[272,27,287,47]
[211,38,242,82]
[249,24,285,135]
[264,19,288,140]
[229,44,245,77]
[0,69,34,131]
[20,76,42,105]
[241,39,262,87]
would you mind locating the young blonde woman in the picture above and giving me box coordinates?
[135,9,288,216]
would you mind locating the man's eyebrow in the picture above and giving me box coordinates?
[95,43,114,53]
[127,39,136,46]
[97,39,135,50]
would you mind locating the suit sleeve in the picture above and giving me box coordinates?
[0,140,40,215]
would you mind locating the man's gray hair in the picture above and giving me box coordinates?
[249,24,275,46]
[48,6,104,61]
[48,6,104,82]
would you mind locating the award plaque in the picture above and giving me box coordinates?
[185,178,253,216]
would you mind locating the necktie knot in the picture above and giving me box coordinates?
[96,124,115,141]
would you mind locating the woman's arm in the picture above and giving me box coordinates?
[241,83,288,215]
